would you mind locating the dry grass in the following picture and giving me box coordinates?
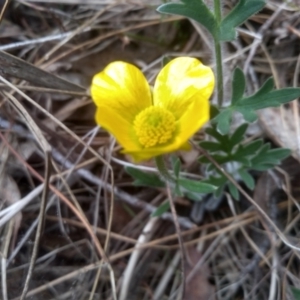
[1,0,300,299]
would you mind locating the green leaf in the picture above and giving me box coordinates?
[214,110,232,135]
[251,148,290,166]
[230,123,248,146]
[202,175,227,198]
[238,169,255,190]
[125,167,165,187]
[151,201,170,217]
[185,191,203,201]
[203,175,227,186]
[220,0,266,41]
[269,148,291,160]
[231,68,246,104]
[210,104,220,119]
[205,126,225,142]
[251,163,276,171]
[253,77,274,96]
[204,124,232,152]
[291,286,300,299]
[157,0,217,38]
[210,154,230,164]
[171,156,181,178]
[214,184,226,198]
[249,147,290,170]
[236,139,263,156]
[231,155,250,166]
[217,76,300,125]
[228,182,239,200]
[237,86,300,111]
[204,124,248,154]
[236,108,258,122]
[199,141,222,152]
[179,178,217,193]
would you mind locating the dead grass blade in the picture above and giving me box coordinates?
[0,51,85,91]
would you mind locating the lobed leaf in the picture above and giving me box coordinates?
[235,139,263,157]
[230,123,248,145]
[171,156,181,178]
[203,175,227,187]
[151,201,170,217]
[179,178,218,194]
[185,191,203,201]
[238,169,255,190]
[231,68,246,104]
[215,110,232,135]
[228,182,239,200]
[157,0,217,38]
[214,72,300,130]
[220,0,266,41]
[204,124,249,155]
[290,286,300,300]
[250,148,290,168]
[125,167,165,187]
[202,123,290,200]
[237,87,300,111]
[204,125,233,152]
[199,141,222,152]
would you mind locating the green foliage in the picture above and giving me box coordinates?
[291,287,300,299]
[126,126,290,202]
[158,0,265,41]
[151,201,170,217]
[219,0,265,41]
[126,164,217,201]
[157,0,217,38]
[238,169,255,190]
[171,156,181,178]
[228,182,239,200]
[125,167,165,187]
[199,125,290,199]
[178,178,218,194]
[202,174,227,198]
[214,68,300,134]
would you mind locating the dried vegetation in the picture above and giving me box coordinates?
[1,0,300,299]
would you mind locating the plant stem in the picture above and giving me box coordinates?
[214,41,223,106]
[155,155,175,183]
[214,0,224,107]
[155,155,186,298]
[214,0,222,22]
[166,183,186,299]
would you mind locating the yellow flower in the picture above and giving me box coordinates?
[91,57,215,162]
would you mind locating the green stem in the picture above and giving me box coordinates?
[155,156,186,298]
[155,156,175,183]
[214,0,224,107]
[214,41,223,107]
[214,0,222,22]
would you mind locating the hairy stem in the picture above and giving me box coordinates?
[214,41,223,106]
[214,0,224,107]
[155,156,186,298]
[155,155,175,183]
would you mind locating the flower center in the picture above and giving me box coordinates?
[133,106,176,148]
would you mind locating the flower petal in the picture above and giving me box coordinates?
[95,107,140,151]
[91,61,152,123]
[176,93,210,145]
[123,137,191,162]
[153,57,215,120]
